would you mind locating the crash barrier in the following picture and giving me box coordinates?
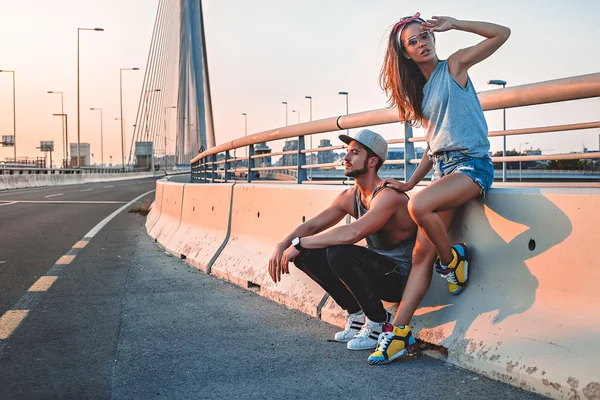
[146,181,185,246]
[0,170,165,190]
[147,181,600,400]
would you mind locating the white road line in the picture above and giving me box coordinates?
[0,200,127,204]
[103,185,114,188]
[0,202,17,207]
[80,189,93,192]
[0,189,155,352]
[44,193,64,198]
[84,189,155,238]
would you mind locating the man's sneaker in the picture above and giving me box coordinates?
[434,243,469,295]
[346,312,393,351]
[334,311,365,342]
[367,323,417,365]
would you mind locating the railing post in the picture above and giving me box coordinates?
[247,144,255,183]
[297,135,307,184]
[211,155,216,183]
[404,123,416,182]
[224,150,231,182]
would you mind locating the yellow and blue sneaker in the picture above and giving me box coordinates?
[367,323,416,365]
[434,243,469,295]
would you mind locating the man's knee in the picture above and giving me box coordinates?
[325,245,353,274]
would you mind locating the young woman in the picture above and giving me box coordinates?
[367,13,510,365]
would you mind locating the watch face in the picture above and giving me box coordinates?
[292,237,300,246]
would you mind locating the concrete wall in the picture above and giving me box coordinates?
[0,171,166,191]
[146,181,600,400]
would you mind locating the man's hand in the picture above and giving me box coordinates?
[278,246,300,281]
[378,178,413,193]
[268,243,287,283]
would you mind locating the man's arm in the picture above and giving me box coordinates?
[278,190,350,249]
[299,188,407,248]
[269,189,349,282]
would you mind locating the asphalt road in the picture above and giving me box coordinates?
[0,179,545,399]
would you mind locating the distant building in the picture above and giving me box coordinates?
[281,139,298,166]
[254,142,272,168]
[383,147,426,169]
[317,139,335,165]
[70,143,91,167]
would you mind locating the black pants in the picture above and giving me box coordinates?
[293,244,406,322]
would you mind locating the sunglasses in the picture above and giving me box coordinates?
[403,31,433,48]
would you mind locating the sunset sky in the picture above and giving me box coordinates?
[1,0,599,165]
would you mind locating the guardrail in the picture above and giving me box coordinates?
[0,166,153,175]
[191,73,600,186]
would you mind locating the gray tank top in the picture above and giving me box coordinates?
[422,60,490,157]
[353,186,415,276]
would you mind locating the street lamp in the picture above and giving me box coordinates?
[519,142,529,182]
[48,91,66,167]
[241,112,248,161]
[0,70,16,161]
[77,27,104,168]
[164,106,176,170]
[53,113,68,167]
[282,101,288,126]
[120,67,140,172]
[338,91,349,136]
[292,110,301,124]
[488,79,507,182]
[90,107,103,166]
[305,96,313,178]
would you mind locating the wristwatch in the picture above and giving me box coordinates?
[291,237,303,251]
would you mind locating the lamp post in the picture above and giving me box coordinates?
[53,113,68,167]
[488,79,507,182]
[241,112,248,161]
[292,110,300,124]
[338,91,349,136]
[164,106,176,170]
[77,27,104,168]
[305,96,313,178]
[282,101,288,126]
[0,70,16,161]
[90,107,103,166]
[47,91,66,167]
[120,67,139,172]
[519,142,529,182]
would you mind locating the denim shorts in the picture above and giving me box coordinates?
[430,150,495,194]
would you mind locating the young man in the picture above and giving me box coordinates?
[268,129,419,352]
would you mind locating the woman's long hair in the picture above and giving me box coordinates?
[379,20,430,127]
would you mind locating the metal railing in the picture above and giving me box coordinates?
[0,165,153,175]
[191,72,600,186]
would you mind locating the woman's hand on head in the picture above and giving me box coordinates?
[422,16,456,33]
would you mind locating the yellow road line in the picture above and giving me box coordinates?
[72,241,89,249]
[55,255,75,265]
[0,310,29,340]
[28,276,58,292]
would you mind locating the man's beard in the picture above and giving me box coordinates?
[344,159,369,177]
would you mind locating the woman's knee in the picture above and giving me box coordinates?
[407,195,430,223]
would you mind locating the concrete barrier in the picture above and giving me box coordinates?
[209,184,347,318]
[0,171,165,191]
[409,187,600,400]
[147,181,185,246]
[145,179,165,233]
[146,182,600,399]
[165,183,234,272]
